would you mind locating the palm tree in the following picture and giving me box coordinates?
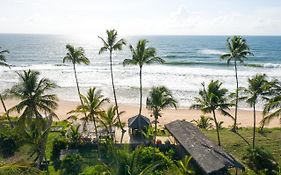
[240,74,269,149]
[8,70,58,126]
[0,162,41,175]
[98,106,124,140]
[25,116,53,169]
[69,87,109,140]
[98,29,126,136]
[191,80,233,146]
[146,86,177,143]
[63,44,90,105]
[262,80,281,126]
[123,39,164,116]
[220,36,253,131]
[0,47,13,128]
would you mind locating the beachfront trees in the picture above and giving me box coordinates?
[0,47,14,128]
[240,74,269,149]
[98,29,126,136]
[262,80,281,126]
[191,80,233,146]
[98,106,123,140]
[123,39,164,116]
[69,88,109,140]
[146,86,177,143]
[63,44,90,105]
[220,36,253,132]
[8,70,58,126]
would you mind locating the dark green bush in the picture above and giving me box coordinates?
[61,153,83,175]
[79,165,111,175]
[0,126,22,157]
[243,147,279,174]
[51,137,68,170]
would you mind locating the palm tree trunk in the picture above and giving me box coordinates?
[73,63,88,131]
[139,66,143,115]
[93,115,101,158]
[253,102,256,149]
[233,60,239,132]
[154,117,157,144]
[212,109,221,146]
[73,63,83,105]
[0,94,14,128]
[109,50,125,142]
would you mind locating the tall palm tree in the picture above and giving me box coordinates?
[98,29,126,135]
[63,44,90,105]
[123,39,164,116]
[0,47,13,128]
[69,87,109,140]
[191,80,233,146]
[240,74,269,149]
[262,80,281,125]
[98,106,124,140]
[220,36,253,131]
[146,86,177,143]
[8,70,58,126]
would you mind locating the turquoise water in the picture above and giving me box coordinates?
[0,34,281,108]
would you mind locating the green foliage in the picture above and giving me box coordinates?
[191,115,213,129]
[61,153,83,175]
[0,163,41,175]
[51,137,68,170]
[66,124,82,148]
[0,129,18,157]
[243,147,278,174]
[79,165,111,175]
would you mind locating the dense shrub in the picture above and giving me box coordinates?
[134,146,173,175]
[61,153,83,175]
[79,165,111,175]
[243,147,279,174]
[0,126,22,157]
[51,137,68,170]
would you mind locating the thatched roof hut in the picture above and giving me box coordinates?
[128,114,150,129]
[165,120,244,175]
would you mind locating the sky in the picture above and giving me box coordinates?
[1,0,281,36]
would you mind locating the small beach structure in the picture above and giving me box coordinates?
[165,120,244,175]
[128,114,150,134]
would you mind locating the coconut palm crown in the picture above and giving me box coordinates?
[8,70,58,126]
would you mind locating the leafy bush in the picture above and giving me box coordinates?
[191,115,213,129]
[243,147,278,174]
[51,137,68,170]
[134,146,173,175]
[61,153,83,175]
[79,165,111,175]
[0,126,22,157]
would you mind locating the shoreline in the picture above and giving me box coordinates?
[0,99,280,128]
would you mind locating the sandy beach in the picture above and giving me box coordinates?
[1,99,280,128]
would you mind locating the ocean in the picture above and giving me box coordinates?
[0,34,281,109]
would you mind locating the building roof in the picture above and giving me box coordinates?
[128,114,150,129]
[165,120,244,174]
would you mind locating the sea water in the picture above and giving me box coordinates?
[0,34,281,109]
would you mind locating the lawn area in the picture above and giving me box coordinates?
[203,128,281,165]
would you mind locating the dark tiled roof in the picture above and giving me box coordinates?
[165,120,244,174]
[128,114,150,129]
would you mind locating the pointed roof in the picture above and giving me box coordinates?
[165,120,244,174]
[128,114,150,129]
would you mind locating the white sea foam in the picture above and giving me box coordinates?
[198,49,226,55]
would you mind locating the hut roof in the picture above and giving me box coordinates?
[165,120,244,174]
[128,114,150,129]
